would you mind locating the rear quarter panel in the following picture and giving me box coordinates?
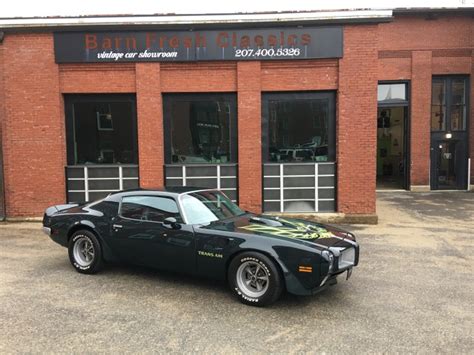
[46,205,119,262]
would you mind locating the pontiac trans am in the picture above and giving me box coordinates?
[42,187,359,306]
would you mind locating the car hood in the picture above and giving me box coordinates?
[202,214,355,249]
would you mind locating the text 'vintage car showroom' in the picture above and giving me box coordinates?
[0,8,472,221]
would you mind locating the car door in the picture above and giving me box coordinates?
[110,195,196,273]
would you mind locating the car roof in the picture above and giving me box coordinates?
[104,186,216,201]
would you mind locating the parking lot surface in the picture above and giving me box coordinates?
[0,192,473,353]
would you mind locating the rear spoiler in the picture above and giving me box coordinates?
[44,203,79,217]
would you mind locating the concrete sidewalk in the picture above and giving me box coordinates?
[0,191,473,353]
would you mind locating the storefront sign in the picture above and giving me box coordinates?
[54,27,342,63]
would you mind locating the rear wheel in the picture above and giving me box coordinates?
[68,230,103,274]
[228,251,283,307]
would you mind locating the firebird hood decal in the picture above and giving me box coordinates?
[238,218,333,240]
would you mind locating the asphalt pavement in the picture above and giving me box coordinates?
[0,191,473,353]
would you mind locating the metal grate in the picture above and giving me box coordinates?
[263,162,336,213]
[165,164,238,202]
[66,165,139,203]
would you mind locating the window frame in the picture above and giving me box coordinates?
[163,93,238,165]
[431,76,469,132]
[118,194,184,224]
[261,91,336,163]
[64,94,139,166]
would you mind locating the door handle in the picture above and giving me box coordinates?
[113,224,123,229]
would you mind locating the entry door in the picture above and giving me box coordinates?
[376,106,409,190]
[430,76,469,190]
[431,137,468,190]
[110,195,196,273]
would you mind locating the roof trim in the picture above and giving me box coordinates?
[393,7,474,14]
[0,10,393,30]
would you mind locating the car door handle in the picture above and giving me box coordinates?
[113,224,123,229]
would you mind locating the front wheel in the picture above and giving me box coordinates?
[228,252,283,307]
[68,230,103,274]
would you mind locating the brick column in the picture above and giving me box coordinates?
[337,25,378,215]
[410,51,432,189]
[237,62,262,212]
[136,63,164,187]
[2,34,65,217]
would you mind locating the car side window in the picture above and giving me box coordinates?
[91,200,120,217]
[120,196,183,223]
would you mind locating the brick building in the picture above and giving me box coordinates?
[0,8,472,221]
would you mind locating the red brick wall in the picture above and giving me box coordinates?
[261,60,338,91]
[410,51,432,186]
[237,62,262,212]
[378,57,411,80]
[432,56,471,75]
[136,63,164,188]
[378,14,472,50]
[337,25,378,214]
[1,33,65,217]
[59,63,136,93]
[377,14,473,188]
[161,62,236,92]
[0,13,472,218]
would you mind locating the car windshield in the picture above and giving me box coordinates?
[180,190,245,225]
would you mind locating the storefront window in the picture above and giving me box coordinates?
[164,94,237,164]
[262,92,336,163]
[431,77,468,132]
[65,95,138,165]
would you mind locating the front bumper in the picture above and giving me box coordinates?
[310,268,353,295]
[285,267,354,296]
[281,240,359,296]
[42,226,52,236]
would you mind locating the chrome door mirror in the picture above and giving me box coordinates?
[163,217,180,229]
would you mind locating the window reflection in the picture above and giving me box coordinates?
[66,96,138,165]
[431,77,467,132]
[267,98,333,163]
[431,80,446,131]
[120,196,182,223]
[167,95,236,164]
[450,79,466,131]
[377,84,406,102]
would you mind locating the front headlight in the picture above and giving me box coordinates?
[322,250,335,272]
[338,248,355,269]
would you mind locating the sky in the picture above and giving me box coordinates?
[1,0,472,18]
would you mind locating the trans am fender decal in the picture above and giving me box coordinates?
[198,251,223,258]
[239,219,333,240]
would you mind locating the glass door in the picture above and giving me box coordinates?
[376,106,408,189]
[431,138,468,190]
[430,76,469,190]
[377,82,410,190]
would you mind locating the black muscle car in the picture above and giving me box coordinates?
[42,188,359,306]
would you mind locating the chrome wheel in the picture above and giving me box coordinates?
[73,236,95,267]
[236,261,269,298]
